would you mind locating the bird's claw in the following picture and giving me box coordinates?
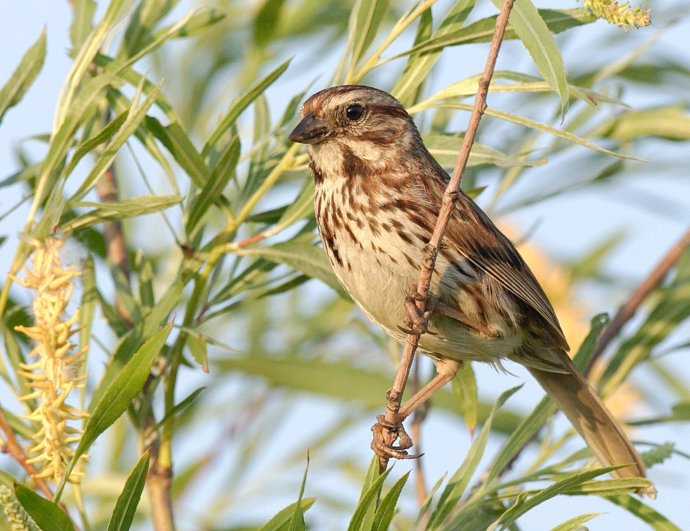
[371,415,422,465]
[402,292,436,335]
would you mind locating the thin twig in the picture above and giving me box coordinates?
[0,407,53,498]
[584,227,690,376]
[378,0,515,469]
[95,166,133,324]
[410,357,428,507]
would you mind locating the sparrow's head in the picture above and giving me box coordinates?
[289,85,419,148]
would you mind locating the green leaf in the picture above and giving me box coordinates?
[61,195,183,232]
[258,498,316,531]
[15,485,74,531]
[54,0,126,129]
[186,135,241,237]
[549,512,604,531]
[288,455,310,531]
[452,363,478,433]
[347,0,390,70]
[106,452,150,531]
[394,9,593,58]
[0,30,46,125]
[70,0,96,49]
[154,387,207,431]
[146,117,209,187]
[393,0,476,105]
[605,495,681,530]
[372,471,410,531]
[215,354,523,434]
[236,238,349,298]
[254,0,286,46]
[494,0,569,114]
[56,324,172,500]
[348,462,392,531]
[203,59,290,158]
[69,82,162,202]
[487,467,617,531]
[429,386,521,529]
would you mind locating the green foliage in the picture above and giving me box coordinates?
[0,0,688,529]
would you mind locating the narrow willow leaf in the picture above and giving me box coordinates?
[203,59,290,157]
[372,471,410,531]
[152,8,225,40]
[348,463,392,531]
[424,134,545,168]
[236,239,348,298]
[348,0,390,70]
[394,0,476,105]
[146,117,209,187]
[30,73,118,237]
[154,387,207,431]
[429,386,521,529]
[549,512,604,531]
[394,9,593,58]
[605,495,681,530]
[106,452,150,531]
[54,0,126,130]
[69,83,162,202]
[255,0,286,46]
[186,332,209,371]
[287,455,310,531]
[61,195,183,232]
[186,135,240,236]
[494,0,568,114]
[15,485,74,531]
[452,363,478,433]
[63,107,130,179]
[258,499,316,531]
[216,355,523,433]
[0,30,46,125]
[70,0,96,49]
[487,467,617,531]
[432,103,629,159]
[56,324,172,500]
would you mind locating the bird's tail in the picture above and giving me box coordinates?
[527,356,655,497]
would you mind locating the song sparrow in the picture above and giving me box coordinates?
[289,85,649,488]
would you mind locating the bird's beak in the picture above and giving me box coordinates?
[289,112,328,144]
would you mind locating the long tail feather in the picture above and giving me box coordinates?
[527,356,655,497]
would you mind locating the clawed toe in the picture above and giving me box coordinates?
[370,415,423,464]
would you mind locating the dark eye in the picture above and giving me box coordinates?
[346,104,365,121]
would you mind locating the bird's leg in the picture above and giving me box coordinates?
[371,360,462,466]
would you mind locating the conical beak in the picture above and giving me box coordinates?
[289,112,328,144]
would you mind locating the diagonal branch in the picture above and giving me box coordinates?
[378,0,516,469]
[0,407,53,498]
[584,227,690,376]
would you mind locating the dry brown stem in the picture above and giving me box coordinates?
[584,227,690,376]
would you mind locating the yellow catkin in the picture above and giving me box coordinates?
[584,0,651,29]
[13,238,88,484]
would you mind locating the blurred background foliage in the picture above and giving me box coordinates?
[0,0,689,529]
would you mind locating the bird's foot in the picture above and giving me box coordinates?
[399,286,437,335]
[371,415,422,466]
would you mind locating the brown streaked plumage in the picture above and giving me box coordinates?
[289,85,652,495]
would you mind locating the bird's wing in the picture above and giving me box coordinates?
[443,192,568,350]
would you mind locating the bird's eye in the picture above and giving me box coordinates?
[345,104,365,121]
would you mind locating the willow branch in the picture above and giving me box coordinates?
[379,0,515,468]
[584,227,690,376]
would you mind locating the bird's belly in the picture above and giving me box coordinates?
[324,229,520,364]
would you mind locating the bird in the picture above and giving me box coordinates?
[288,84,651,493]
